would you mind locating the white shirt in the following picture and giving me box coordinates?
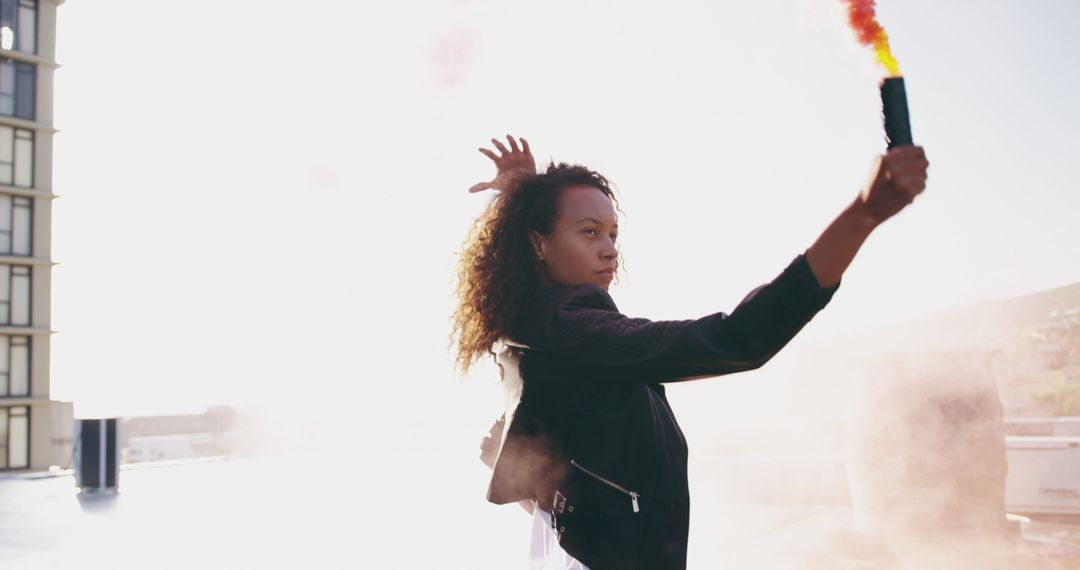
[528,500,590,570]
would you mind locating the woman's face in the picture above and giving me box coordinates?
[530,184,619,291]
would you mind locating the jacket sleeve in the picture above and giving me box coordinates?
[538,254,840,382]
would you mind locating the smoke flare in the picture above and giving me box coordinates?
[842,0,901,77]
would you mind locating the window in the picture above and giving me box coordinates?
[0,125,33,187]
[0,335,28,396]
[0,263,29,325]
[0,0,35,54]
[0,405,29,469]
[0,58,33,120]
[0,194,31,254]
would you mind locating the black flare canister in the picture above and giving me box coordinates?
[880,76,913,149]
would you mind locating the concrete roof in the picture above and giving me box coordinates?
[2,451,1079,569]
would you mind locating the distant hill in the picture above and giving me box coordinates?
[995,281,1080,321]
[814,281,1080,355]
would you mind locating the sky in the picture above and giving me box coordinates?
[36,1,1080,566]
[46,0,1079,454]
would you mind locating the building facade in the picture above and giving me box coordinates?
[0,0,71,472]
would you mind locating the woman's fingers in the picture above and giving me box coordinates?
[469,181,494,193]
[478,148,498,162]
[481,135,530,160]
[885,146,928,173]
[882,147,928,191]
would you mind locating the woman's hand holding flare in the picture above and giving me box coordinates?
[469,134,537,194]
[857,146,930,226]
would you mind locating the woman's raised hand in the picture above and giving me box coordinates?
[469,134,537,194]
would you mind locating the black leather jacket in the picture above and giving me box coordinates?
[487,254,839,569]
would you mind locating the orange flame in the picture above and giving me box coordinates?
[843,0,901,77]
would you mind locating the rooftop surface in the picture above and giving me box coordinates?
[2,449,1080,569]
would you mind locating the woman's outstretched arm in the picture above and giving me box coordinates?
[514,146,928,383]
[805,146,929,288]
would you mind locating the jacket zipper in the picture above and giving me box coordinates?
[570,459,640,513]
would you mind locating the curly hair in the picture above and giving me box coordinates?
[450,161,621,376]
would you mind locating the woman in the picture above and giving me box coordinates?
[454,135,928,569]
